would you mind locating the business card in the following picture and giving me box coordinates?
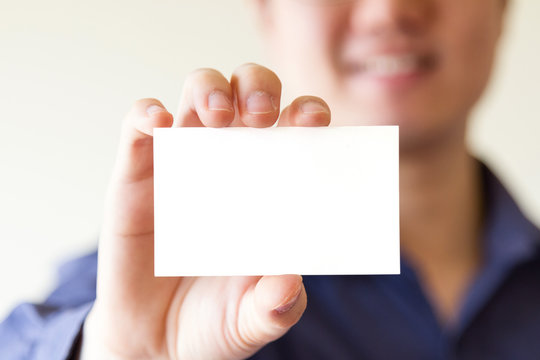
[154,126,400,276]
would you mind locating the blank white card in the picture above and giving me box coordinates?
[154,126,400,276]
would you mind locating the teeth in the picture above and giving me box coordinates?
[362,54,419,76]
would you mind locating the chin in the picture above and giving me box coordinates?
[400,117,466,153]
[336,106,460,151]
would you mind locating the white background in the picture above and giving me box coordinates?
[1,0,539,319]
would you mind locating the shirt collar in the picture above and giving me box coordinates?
[481,162,540,267]
[452,162,540,336]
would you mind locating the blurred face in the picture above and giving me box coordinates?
[256,0,506,150]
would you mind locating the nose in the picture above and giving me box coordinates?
[349,0,434,38]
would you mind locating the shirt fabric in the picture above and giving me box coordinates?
[1,164,539,360]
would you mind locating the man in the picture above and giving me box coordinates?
[2,0,539,359]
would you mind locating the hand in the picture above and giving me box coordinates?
[81,63,331,360]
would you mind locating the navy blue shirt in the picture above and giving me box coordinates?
[2,164,540,359]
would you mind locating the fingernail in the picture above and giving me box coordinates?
[246,91,277,114]
[273,289,301,314]
[300,100,328,114]
[147,104,167,116]
[208,90,233,112]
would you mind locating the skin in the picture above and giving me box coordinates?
[82,0,507,358]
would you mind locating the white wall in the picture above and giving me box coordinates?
[0,0,539,320]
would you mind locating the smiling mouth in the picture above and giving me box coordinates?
[344,53,438,78]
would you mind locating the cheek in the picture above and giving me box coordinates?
[439,3,501,111]
[269,5,346,94]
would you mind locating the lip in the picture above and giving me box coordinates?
[341,47,439,89]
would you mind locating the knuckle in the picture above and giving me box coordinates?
[295,96,330,112]
[289,96,331,126]
[223,321,257,357]
[236,62,263,72]
[234,63,280,83]
[132,97,160,109]
[124,98,163,128]
[186,67,224,84]
[297,95,327,105]
[126,98,161,121]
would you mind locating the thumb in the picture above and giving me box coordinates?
[112,99,174,184]
[94,98,177,350]
[237,275,307,354]
[103,99,173,237]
